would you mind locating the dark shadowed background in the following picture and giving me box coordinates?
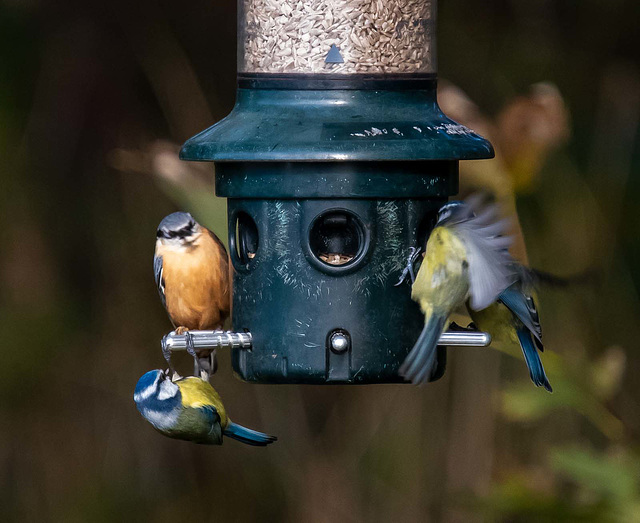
[2,0,640,521]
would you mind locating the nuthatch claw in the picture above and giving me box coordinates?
[184,331,203,378]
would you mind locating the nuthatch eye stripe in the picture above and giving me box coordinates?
[156,211,197,238]
[156,225,195,239]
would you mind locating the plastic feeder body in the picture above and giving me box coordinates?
[180,0,493,384]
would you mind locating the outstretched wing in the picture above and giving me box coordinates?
[153,254,166,309]
[444,201,517,311]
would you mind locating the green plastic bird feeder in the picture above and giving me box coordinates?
[178,0,494,384]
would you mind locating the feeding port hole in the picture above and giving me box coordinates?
[309,210,365,267]
[235,212,259,264]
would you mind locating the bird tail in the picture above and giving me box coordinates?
[516,328,552,392]
[399,314,447,385]
[223,422,278,446]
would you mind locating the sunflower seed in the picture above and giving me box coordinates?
[241,0,434,74]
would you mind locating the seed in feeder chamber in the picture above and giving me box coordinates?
[240,0,435,74]
[319,253,355,266]
[309,211,365,267]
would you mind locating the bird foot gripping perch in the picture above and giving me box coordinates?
[162,330,253,381]
[135,326,276,446]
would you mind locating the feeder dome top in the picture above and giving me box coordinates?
[180,88,494,162]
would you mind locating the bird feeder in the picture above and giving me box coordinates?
[178,0,493,384]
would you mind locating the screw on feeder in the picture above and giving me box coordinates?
[329,330,350,354]
[178,0,495,384]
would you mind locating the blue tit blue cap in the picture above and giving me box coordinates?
[134,369,164,399]
[437,200,471,224]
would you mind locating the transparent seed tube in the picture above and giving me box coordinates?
[239,0,436,74]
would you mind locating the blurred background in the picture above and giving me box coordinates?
[2,0,640,521]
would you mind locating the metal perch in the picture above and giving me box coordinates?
[162,329,490,352]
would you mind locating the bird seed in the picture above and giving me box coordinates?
[240,0,434,74]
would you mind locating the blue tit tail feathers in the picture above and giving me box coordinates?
[223,422,277,446]
[399,314,447,385]
[516,328,552,393]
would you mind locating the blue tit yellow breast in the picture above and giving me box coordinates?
[412,226,470,314]
[176,377,228,428]
[469,301,521,358]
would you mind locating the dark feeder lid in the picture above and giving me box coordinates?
[179,76,494,165]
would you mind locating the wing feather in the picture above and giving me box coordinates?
[153,254,166,309]
[499,285,543,344]
[442,202,517,311]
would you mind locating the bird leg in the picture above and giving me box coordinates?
[184,331,203,379]
[161,335,177,377]
[196,349,217,382]
[395,246,422,287]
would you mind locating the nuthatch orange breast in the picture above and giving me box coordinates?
[154,212,231,379]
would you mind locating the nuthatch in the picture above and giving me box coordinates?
[398,198,517,384]
[154,212,230,379]
[134,370,277,446]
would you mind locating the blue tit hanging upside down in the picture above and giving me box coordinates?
[134,369,277,446]
[399,199,517,385]
[154,212,231,380]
